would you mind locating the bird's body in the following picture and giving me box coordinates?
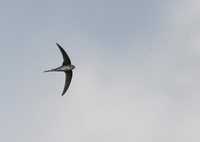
[44,43,75,96]
[44,65,75,72]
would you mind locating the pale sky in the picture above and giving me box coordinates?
[1,0,200,142]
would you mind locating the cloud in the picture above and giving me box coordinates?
[1,1,200,142]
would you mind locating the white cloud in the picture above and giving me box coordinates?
[1,1,200,142]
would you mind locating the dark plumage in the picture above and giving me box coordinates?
[44,43,75,96]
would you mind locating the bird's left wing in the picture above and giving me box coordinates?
[61,71,73,96]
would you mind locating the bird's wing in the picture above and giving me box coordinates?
[61,71,73,96]
[56,43,71,65]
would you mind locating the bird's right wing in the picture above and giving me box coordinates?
[56,43,71,65]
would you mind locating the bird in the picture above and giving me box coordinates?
[44,43,75,96]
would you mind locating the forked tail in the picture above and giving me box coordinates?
[44,68,56,72]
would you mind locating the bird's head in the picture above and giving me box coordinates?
[70,64,75,70]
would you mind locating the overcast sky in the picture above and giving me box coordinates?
[1,0,200,142]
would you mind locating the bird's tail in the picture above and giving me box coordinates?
[44,68,57,72]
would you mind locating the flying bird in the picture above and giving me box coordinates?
[44,43,75,96]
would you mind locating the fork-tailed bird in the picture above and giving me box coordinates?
[44,43,75,96]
